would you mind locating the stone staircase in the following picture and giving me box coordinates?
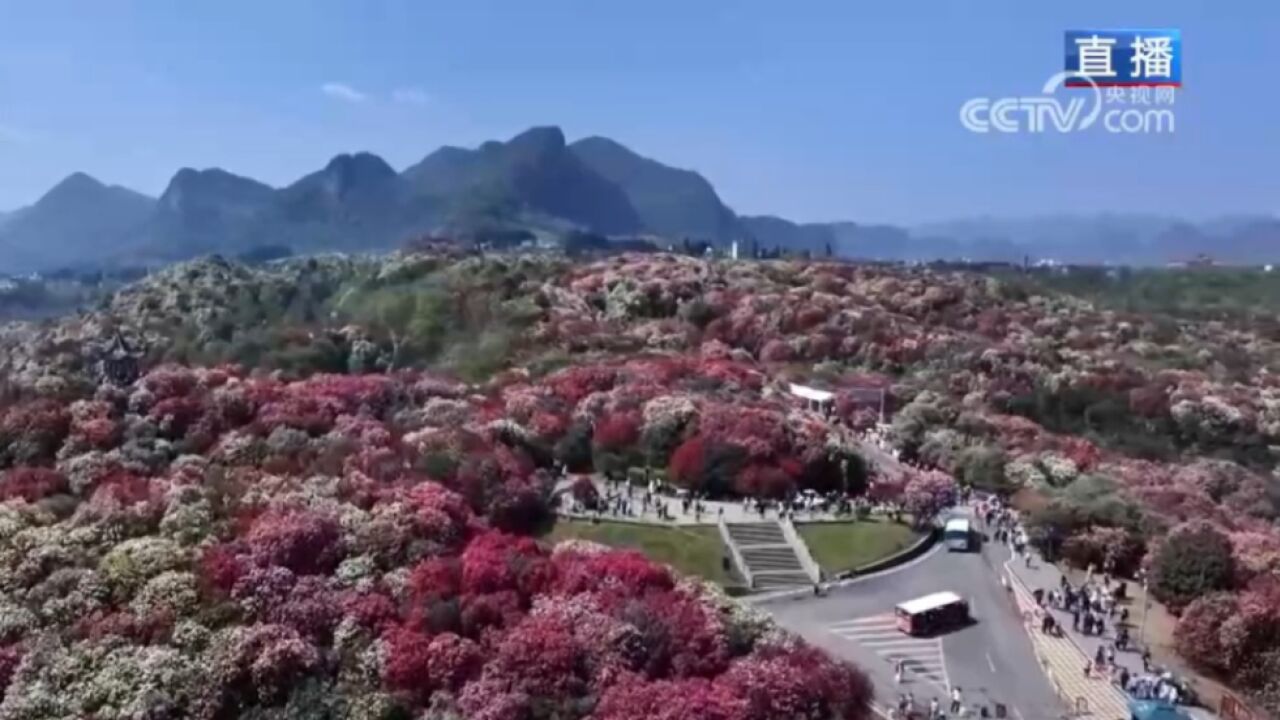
[724,521,814,589]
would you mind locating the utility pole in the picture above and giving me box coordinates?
[1139,572,1151,648]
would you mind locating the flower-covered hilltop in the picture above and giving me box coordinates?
[2,249,1280,714]
[0,362,873,719]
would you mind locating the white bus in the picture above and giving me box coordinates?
[895,591,969,635]
[943,517,972,551]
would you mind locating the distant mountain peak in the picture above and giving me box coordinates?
[0,172,155,272]
[570,135,739,242]
[508,126,566,151]
[50,171,104,192]
[573,135,630,154]
[35,172,116,208]
[323,152,395,177]
[159,167,273,211]
[31,171,153,213]
[166,166,270,189]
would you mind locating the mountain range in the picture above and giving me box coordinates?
[1,125,1277,273]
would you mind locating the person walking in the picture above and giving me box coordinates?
[950,687,963,715]
[929,697,940,720]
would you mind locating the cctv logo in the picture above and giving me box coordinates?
[960,72,1103,133]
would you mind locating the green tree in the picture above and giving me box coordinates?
[954,445,1010,494]
[554,422,594,473]
[1150,521,1235,611]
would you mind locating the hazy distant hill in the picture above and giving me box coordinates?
[1,128,660,272]
[570,136,739,242]
[739,215,835,255]
[251,152,435,254]
[2,128,1278,273]
[911,214,1280,265]
[0,173,155,271]
[404,126,643,235]
[131,168,275,261]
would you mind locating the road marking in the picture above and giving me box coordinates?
[986,652,997,673]
[826,613,951,693]
[848,638,938,648]
[829,615,896,628]
[939,635,952,694]
[749,542,945,605]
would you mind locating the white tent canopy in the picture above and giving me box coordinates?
[788,383,834,404]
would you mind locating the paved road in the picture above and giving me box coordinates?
[760,508,1067,720]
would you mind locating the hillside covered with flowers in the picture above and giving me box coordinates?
[1,250,1279,714]
[0,362,875,719]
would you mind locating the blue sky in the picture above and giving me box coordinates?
[0,0,1275,224]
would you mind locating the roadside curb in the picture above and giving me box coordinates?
[748,524,940,605]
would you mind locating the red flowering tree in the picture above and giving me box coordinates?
[571,475,600,510]
[720,645,874,720]
[593,411,641,479]
[552,548,674,597]
[623,589,730,678]
[243,510,343,575]
[489,614,588,704]
[1175,592,1236,674]
[594,412,641,454]
[594,676,748,720]
[381,625,434,699]
[0,399,70,467]
[0,467,68,502]
[734,464,795,499]
[460,530,553,600]
[669,435,708,491]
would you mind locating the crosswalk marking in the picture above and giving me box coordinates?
[826,613,951,693]
[829,614,896,627]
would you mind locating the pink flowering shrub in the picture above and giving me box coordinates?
[243,510,344,575]
[0,399,70,466]
[902,470,958,526]
[570,475,600,509]
[0,467,68,502]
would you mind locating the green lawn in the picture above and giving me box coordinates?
[544,519,737,588]
[797,519,922,574]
